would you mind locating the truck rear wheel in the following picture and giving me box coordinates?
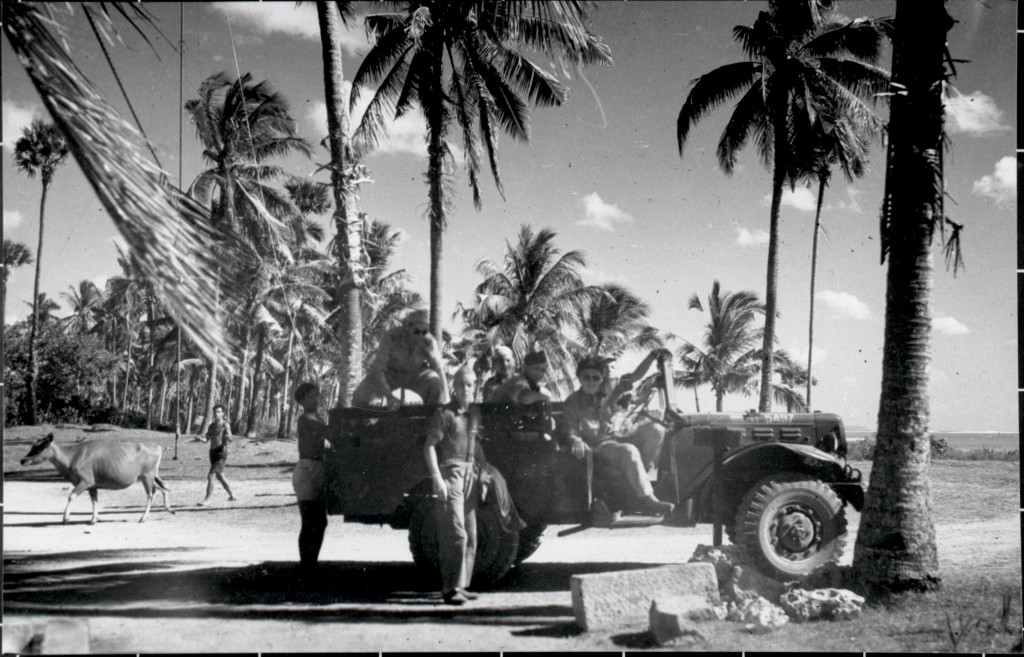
[515,523,546,563]
[408,496,521,588]
[734,474,847,580]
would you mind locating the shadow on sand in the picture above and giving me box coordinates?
[3,555,662,628]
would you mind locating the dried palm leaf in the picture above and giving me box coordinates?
[4,4,237,363]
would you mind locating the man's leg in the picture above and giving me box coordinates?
[412,370,444,405]
[625,420,666,471]
[595,441,653,498]
[436,463,471,601]
[298,500,328,568]
[217,473,236,500]
[199,472,215,505]
[460,465,478,592]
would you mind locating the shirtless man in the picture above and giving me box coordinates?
[353,309,448,408]
[489,350,553,405]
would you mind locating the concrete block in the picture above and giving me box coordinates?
[649,595,714,645]
[40,619,90,654]
[571,562,719,631]
[2,619,36,654]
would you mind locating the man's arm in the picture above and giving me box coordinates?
[424,411,447,501]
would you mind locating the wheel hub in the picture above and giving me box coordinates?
[769,504,822,559]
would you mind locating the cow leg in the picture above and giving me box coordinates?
[88,488,100,524]
[63,481,92,523]
[139,476,155,523]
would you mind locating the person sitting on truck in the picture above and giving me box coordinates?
[561,350,675,516]
[488,350,554,405]
[481,345,515,402]
[353,309,449,408]
[293,382,331,571]
[424,364,483,606]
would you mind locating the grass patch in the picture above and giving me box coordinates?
[847,436,1019,462]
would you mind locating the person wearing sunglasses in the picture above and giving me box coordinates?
[561,349,675,517]
[353,309,449,409]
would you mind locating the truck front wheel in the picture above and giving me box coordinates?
[408,496,521,588]
[734,474,847,580]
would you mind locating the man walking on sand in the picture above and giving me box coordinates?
[199,404,236,505]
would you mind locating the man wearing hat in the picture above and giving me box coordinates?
[489,350,553,405]
[481,345,515,403]
[353,309,448,408]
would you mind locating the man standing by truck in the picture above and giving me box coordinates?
[424,365,482,605]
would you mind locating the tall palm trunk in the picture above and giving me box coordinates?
[158,370,168,424]
[425,44,447,343]
[757,116,787,412]
[26,179,51,424]
[277,330,295,439]
[852,0,947,595]
[806,174,828,409]
[145,295,156,429]
[318,0,363,407]
[231,323,253,429]
[122,319,135,412]
[245,323,267,437]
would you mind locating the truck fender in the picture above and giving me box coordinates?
[720,442,864,511]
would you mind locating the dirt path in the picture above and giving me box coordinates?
[4,477,1019,652]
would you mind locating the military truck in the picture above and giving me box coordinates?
[326,355,863,586]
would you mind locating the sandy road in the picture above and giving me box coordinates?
[3,478,1019,652]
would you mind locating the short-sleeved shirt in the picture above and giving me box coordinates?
[489,374,552,405]
[206,419,231,451]
[481,374,508,403]
[427,403,481,464]
[561,377,632,448]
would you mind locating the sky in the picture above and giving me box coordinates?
[2,1,1017,432]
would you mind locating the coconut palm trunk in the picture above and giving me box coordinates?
[757,114,787,413]
[806,174,828,409]
[317,0,363,406]
[25,181,51,424]
[245,323,267,437]
[425,45,447,343]
[852,0,948,595]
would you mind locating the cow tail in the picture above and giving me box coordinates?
[155,475,170,491]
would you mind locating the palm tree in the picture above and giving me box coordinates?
[316,0,365,407]
[24,293,61,325]
[186,71,313,432]
[359,220,423,371]
[677,280,765,412]
[61,280,104,336]
[676,0,888,411]
[353,2,612,341]
[3,240,33,325]
[14,118,69,425]
[572,283,662,360]
[459,225,597,394]
[852,0,953,595]
[768,350,811,412]
[798,110,878,409]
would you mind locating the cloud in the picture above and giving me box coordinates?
[825,187,864,214]
[209,3,366,54]
[4,210,24,230]
[576,192,633,232]
[933,316,969,336]
[307,94,428,158]
[817,290,871,320]
[972,156,1016,206]
[944,89,1009,135]
[786,345,827,368]
[2,101,40,151]
[736,227,769,246]
[782,187,817,212]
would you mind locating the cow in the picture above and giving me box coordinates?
[19,433,173,524]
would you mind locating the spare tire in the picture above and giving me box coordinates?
[408,495,520,588]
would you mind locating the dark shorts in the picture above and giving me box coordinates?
[209,446,226,475]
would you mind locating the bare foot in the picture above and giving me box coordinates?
[197,500,208,507]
